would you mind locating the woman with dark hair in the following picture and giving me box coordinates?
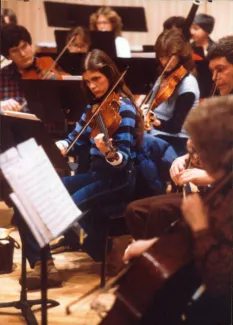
[56,48,142,271]
[12,49,143,289]
[66,26,90,53]
[89,7,131,58]
[144,29,200,156]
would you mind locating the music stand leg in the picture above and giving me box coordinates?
[0,242,59,325]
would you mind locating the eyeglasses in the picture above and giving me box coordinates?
[96,21,111,25]
[9,42,30,57]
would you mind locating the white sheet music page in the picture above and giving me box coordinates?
[0,138,83,247]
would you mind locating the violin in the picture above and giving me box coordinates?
[152,65,188,109]
[85,92,121,139]
[21,56,66,80]
[65,69,128,157]
[143,64,188,131]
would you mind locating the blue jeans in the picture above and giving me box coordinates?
[62,160,135,261]
[14,158,135,265]
[136,134,177,197]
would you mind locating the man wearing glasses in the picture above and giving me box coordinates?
[0,25,35,112]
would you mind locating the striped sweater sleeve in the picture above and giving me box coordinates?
[111,98,137,168]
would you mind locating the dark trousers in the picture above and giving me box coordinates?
[125,192,183,239]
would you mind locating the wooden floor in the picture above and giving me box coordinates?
[0,202,114,325]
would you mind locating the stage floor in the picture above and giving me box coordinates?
[0,202,114,325]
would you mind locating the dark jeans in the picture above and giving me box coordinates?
[157,134,188,157]
[62,162,135,261]
[14,159,135,266]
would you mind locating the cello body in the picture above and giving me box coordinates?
[100,227,202,325]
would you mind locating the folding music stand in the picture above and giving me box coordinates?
[0,115,71,325]
[0,137,84,325]
[0,113,71,207]
[19,80,87,123]
[44,1,147,32]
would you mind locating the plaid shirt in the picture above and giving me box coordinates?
[0,62,26,106]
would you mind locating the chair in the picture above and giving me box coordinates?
[99,134,178,286]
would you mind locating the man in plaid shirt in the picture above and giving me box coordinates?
[0,25,35,112]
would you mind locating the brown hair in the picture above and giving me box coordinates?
[66,26,90,47]
[184,95,233,175]
[82,49,143,146]
[207,35,233,65]
[155,29,195,74]
[89,7,122,37]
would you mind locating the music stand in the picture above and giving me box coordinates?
[44,1,147,32]
[54,29,117,58]
[116,57,159,94]
[195,59,213,98]
[19,80,87,122]
[0,115,70,325]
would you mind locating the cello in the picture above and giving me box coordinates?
[91,171,233,325]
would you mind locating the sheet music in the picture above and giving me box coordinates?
[0,110,40,121]
[0,138,83,247]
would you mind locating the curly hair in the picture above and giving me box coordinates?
[184,95,233,175]
[155,29,195,74]
[207,35,233,65]
[89,7,122,37]
[82,49,143,146]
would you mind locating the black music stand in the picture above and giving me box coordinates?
[54,30,117,58]
[44,1,147,32]
[116,57,159,94]
[0,115,72,325]
[19,80,87,123]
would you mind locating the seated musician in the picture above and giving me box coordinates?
[124,35,233,241]
[144,28,200,156]
[66,26,90,54]
[0,24,66,112]
[0,25,34,112]
[190,13,215,59]
[12,49,143,290]
[124,95,233,325]
[125,139,214,240]
[89,6,131,58]
[207,35,233,95]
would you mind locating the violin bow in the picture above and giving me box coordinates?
[143,55,176,117]
[42,35,76,80]
[65,67,128,155]
[19,36,77,112]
